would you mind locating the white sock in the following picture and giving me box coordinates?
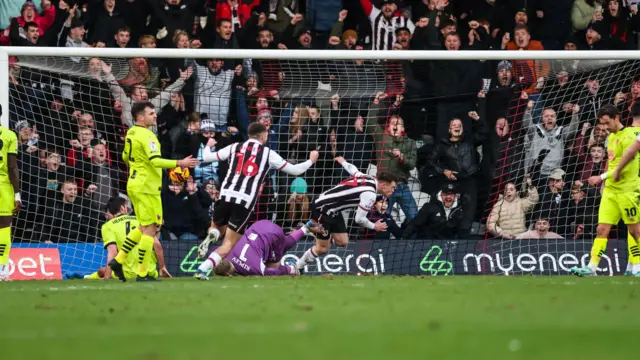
[296,248,317,269]
[633,263,640,274]
[199,252,222,272]
[209,228,221,240]
[588,262,598,273]
[0,264,5,273]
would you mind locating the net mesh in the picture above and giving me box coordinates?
[4,54,638,277]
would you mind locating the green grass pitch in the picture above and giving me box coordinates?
[1,276,638,360]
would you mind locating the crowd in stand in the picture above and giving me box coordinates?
[3,0,640,243]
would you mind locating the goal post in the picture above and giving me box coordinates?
[1,46,638,279]
[0,50,9,129]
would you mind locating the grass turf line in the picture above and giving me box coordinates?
[1,276,637,360]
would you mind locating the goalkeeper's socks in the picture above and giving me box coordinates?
[0,227,12,267]
[198,251,222,273]
[296,248,318,270]
[115,227,142,264]
[588,237,608,271]
[137,234,154,277]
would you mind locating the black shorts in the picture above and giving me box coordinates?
[213,200,252,233]
[311,206,347,241]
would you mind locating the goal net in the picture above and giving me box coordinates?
[1,48,636,278]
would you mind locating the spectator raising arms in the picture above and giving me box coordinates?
[360,0,414,50]
[103,62,192,128]
[522,92,580,183]
[189,59,245,131]
[487,178,539,239]
[427,92,488,233]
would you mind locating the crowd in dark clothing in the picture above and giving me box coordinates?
[3,0,640,243]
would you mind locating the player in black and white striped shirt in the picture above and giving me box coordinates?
[196,123,318,279]
[295,156,397,271]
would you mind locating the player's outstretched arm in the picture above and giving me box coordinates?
[613,137,640,181]
[283,226,310,250]
[150,155,198,169]
[335,156,365,177]
[263,265,298,276]
[201,138,233,163]
[268,150,317,176]
[142,134,199,169]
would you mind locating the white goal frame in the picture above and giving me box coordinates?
[1,47,640,129]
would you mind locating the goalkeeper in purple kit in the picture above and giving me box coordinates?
[198,220,312,278]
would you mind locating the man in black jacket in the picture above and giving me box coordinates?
[162,179,210,240]
[39,179,96,243]
[77,141,120,211]
[403,183,465,239]
[427,95,488,232]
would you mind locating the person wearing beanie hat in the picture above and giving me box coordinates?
[62,18,88,50]
[494,60,513,87]
[296,28,313,49]
[496,60,512,74]
[286,178,310,228]
[564,37,578,50]
[14,120,31,134]
[394,26,411,50]
[200,119,216,133]
[257,109,272,124]
[22,1,36,14]
[515,8,528,26]
[290,177,308,194]
[341,29,358,49]
[582,21,610,49]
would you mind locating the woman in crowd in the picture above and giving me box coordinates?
[487,178,539,239]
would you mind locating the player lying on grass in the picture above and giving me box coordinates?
[196,220,316,279]
[295,157,396,272]
[82,197,171,280]
[573,104,640,277]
